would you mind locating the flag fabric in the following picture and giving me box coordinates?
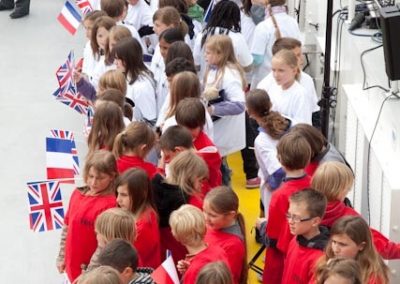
[75,0,93,15]
[56,51,75,94]
[27,180,64,232]
[151,255,180,284]
[46,130,80,184]
[53,86,91,116]
[57,1,82,35]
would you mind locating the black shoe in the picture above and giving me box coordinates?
[10,9,29,18]
[0,3,14,10]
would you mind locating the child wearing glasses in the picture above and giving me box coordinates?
[282,188,329,284]
[262,132,312,284]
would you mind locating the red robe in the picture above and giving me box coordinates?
[323,201,400,259]
[205,226,245,284]
[134,207,161,268]
[64,189,116,282]
[263,175,311,284]
[116,155,157,178]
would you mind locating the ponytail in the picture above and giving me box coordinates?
[260,111,290,139]
[112,131,125,158]
[237,212,248,284]
[268,5,282,39]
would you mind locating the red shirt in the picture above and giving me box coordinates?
[116,155,157,178]
[183,245,230,284]
[64,189,116,282]
[194,131,222,193]
[205,227,245,284]
[304,160,319,177]
[134,207,161,268]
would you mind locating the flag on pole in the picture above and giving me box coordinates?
[46,130,80,184]
[57,1,82,35]
[53,86,91,116]
[27,180,64,232]
[75,0,93,15]
[151,255,180,284]
[56,51,75,94]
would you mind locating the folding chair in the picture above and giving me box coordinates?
[248,244,266,275]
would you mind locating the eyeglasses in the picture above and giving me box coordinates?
[285,213,314,223]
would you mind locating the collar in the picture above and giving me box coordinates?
[265,5,287,18]
[296,226,330,250]
[283,174,306,182]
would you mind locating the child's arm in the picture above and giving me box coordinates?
[56,225,68,273]
[370,227,400,259]
[76,78,97,102]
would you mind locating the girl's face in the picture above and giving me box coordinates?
[205,47,221,66]
[87,167,114,194]
[114,56,126,72]
[324,274,353,284]
[96,27,110,50]
[292,46,304,67]
[331,233,365,259]
[159,38,172,59]
[153,20,173,36]
[203,201,235,230]
[96,231,107,248]
[83,19,94,40]
[108,34,117,52]
[116,184,132,210]
[271,58,297,90]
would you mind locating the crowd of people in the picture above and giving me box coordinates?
[53,0,400,283]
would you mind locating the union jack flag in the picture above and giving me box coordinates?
[56,51,75,94]
[75,0,93,15]
[53,85,90,116]
[50,129,75,140]
[27,181,64,232]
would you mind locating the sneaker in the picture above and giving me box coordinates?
[246,177,260,189]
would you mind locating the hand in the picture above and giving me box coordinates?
[177,259,190,274]
[256,217,266,230]
[73,68,82,85]
[56,261,65,273]
[207,106,213,115]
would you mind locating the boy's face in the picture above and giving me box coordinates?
[286,201,316,236]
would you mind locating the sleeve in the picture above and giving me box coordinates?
[371,227,400,259]
[131,77,157,123]
[234,33,253,68]
[222,68,245,103]
[212,101,245,116]
[267,168,285,190]
[76,78,96,102]
[251,22,270,57]
[193,33,203,67]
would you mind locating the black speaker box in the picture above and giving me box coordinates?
[380,4,400,80]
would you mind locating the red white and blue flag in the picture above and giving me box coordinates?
[27,180,64,232]
[151,255,180,284]
[56,51,75,94]
[57,1,82,35]
[53,86,91,116]
[46,129,80,184]
[75,0,93,16]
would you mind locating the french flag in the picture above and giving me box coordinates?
[151,255,180,284]
[57,1,82,35]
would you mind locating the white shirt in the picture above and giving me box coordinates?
[117,22,147,52]
[90,56,116,89]
[82,41,97,81]
[251,12,301,87]
[126,74,157,123]
[125,0,153,30]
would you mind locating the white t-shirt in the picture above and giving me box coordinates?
[82,41,98,81]
[124,0,153,30]
[126,74,157,123]
[90,56,116,89]
[257,77,312,124]
[193,27,253,79]
[251,12,301,87]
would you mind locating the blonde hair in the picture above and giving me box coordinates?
[166,71,201,118]
[95,208,136,244]
[196,261,233,284]
[203,35,246,89]
[83,150,118,192]
[311,161,354,202]
[169,204,206,247]
[77,266,122,284]
[272,49,301,81]
[153,7,188,36]
[98,70,127,95]
[167,150,209,196]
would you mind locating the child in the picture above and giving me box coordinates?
[96,88,132,125]
[245,89,293,218]
[56,150,118,282]
[87,101,125,156]
[281,189,329,283]
[176,97,222,188]
[203,187,247,284]
[124,0,153,31]
[88,208,136,270]
[262,132,311,284]
[202,35,246,184]
[250,0,301,87]
[195,261,233,284]
[116,168,161,268]
[113,122,157,177]
[152,150,208,262]
[258,37,320,126]
[97,239,154,284]
[311,161,400,259]
[317,216,389,284]
[165,41,194,66]
[169,205,230,284]
[77,266,122,284]
[315,257,362,284]
[113,37,157,125]
[259,49,312,124]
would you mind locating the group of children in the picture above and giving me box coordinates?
[54,0,400,283]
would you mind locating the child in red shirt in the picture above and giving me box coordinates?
[116,168,161,269]
[175,97,222,191]
[203,186,247,284]
[282,189,329,284]
[169,205,231,284]
[113,121,157,178]
[56,150,118,282]
[263,132,312,284]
